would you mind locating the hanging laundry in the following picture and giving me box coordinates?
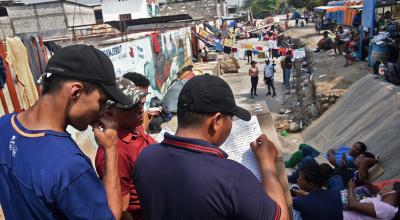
[6,37,39,109]
[0,57,6,89]
[22,36,42,83]
[44,41,62,55]
[32,36,46,76]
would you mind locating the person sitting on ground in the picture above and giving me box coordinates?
[320,163,346,191]
[263,59,276,97]
[336,151,379,188]
[344,30,361,67]
[325,141,367,169]
[0,45,130,219]
[292,163,344,220]
[133,75,289,220]
[315,31,334,52]
[344,180,400,220]
[361,30,371,61]
[335,26,351,55]
[95,78,156,220]
[285,143,320,168]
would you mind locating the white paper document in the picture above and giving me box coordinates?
[220,116,263,181]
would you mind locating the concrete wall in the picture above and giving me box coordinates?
[5,2,95,40]
[159,0,226,20]
[101,0,148,22]
[63,2,96,27]
[0,17,13,41]
[303,76,400,180]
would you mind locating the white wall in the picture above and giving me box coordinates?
[102,0,148,22]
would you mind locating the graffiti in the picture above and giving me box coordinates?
[147,0,160,17]
[100,27,192,101]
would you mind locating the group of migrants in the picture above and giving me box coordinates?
[0,45,290,220]
[284,141,400,220]
[315,25,370,67]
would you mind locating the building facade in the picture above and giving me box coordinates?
[159,0,227,20]
[101,0,160,22]
[1,1,96,40]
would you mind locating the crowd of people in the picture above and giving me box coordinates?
[0,44,290,220]
[315,25,370,67]
[285,142,400,220]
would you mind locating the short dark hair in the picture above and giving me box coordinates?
[42,74,99,95]
[319,163,334,180]
[123,72,150,88]
[361,151,375,159]
[300,163,325,188]
[177,108,212,129]
[355,141,367,152]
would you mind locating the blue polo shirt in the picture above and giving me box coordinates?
[0,113,114,219]
[133,133,281,220]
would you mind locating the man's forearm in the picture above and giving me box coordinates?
[259,162,289,220]
[104,148,122,220]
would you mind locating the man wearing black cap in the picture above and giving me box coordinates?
[133,75,288,220]
[0,45,130,219]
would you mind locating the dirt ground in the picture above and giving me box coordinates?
[276,21,372,152]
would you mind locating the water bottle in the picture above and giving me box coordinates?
[379,61,386,76]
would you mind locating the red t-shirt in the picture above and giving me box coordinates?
[95,126,156,218]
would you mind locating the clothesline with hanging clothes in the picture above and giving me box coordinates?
[0,35,59,115]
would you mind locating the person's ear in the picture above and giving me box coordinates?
[208,113,222,137]
[67,82,84,101]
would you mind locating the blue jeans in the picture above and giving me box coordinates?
[284,68,292,88]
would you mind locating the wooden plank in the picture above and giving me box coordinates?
[0,90,9,114]
[0,42,21,112]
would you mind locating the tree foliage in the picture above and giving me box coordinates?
[243,0,279,19]
[287,0,330,10]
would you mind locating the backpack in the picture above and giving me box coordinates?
[385,62,400,85]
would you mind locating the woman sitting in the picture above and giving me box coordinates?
[344,180,399,220]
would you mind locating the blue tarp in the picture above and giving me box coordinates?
[291,12,302,19]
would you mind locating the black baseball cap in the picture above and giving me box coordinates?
[45,44,131,105]
[178,75,251,121]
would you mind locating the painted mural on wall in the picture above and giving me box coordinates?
[100,27,192,101]
[147,0,160,17]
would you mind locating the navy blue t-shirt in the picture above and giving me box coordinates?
[133,133,280,220]
[0,113,114,219]
[293,189,343,220]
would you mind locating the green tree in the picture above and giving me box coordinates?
[287,0,330,11]
[243,0,279,18]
